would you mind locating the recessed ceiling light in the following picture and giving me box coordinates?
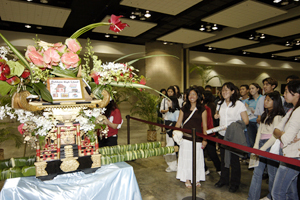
[113,36,118,38]
[140,17,146,20]
[199,25,205,31]
[296,41,300,45]
[243,51,247,54]
[249,35,254,40]
[144,11,151,18]
[27,0,33,1]
[295,57,298,60]
[286,41,290,46]
[105,34,110,38]
[36,26,42,29]
[25,25,31,28]
[281,0,289,5]
[271,54,275,58]
[130,13,136,19]
[273,0,282,3]
[208,47,212,50]
[212,24,218,30]
[260,34,265,39]
[163,41,167,45]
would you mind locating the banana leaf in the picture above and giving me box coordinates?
[10,167,23,178]
[113,52,144,63]
[0,159,11,170]
[22,165,35,177]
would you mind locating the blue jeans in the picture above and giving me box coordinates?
[247,121,258,147]
[271,158,300,200]
[248,139,279,200]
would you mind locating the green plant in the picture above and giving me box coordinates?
[129,89,161,131]
[189,64,223,86]
[0,127,23,148]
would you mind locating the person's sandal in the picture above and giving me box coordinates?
[196,182,201,187]
[185,182,192,188]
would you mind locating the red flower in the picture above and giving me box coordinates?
[18,124,24,135]
[21,69,30,79]
[6,76,20,85]
[109,15,129,33]
[0,61,10,81]
[139,77,146,85]
[90,71,99,85]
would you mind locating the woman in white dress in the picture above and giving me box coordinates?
[175,87,207,188]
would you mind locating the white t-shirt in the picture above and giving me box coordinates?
[216,100,247,136]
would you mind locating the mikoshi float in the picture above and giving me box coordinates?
[0,15,176,180]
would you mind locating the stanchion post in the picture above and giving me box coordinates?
[182,128,203,200]
[192,128,196,200]
[126,115,130,144]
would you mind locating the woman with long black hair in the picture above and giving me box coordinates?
[175,87,207,188]
[98,100,123,147]
[214,82,249,193]
[272,80,300,199]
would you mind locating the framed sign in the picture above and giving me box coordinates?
[47,78,85,101]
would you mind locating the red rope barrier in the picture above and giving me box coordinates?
[129,116,300,168]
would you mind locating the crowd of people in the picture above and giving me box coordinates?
[96,74,300,199]
[158,74,300,200]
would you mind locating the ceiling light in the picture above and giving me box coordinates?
[113,36,118,38]
[40,0,48,3]
[105,34,110,38]
[140,17,146,21]
[260,34,265,39]
[25,25,31,28]
[271,54,275,58]
[27,0,32,1]
[294,0,299,2]
[286,41,290,46]
[249,35,254,40]
[212,24,218,30]
[144,11,151,18]
[199,25,205,31]
[281,0,289,5]
[296,41,300,45]
[243,51,247,54]
[163,41,167,45]
[130,12,136,19]
[208,47,212,50]
[36,26,42,29]
[295,57,298,60]
[273,0,282,2]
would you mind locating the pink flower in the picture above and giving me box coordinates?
[65,38,82,54]
[61,52,80,69]
[53,43,67,53]
[90,71,100,85]
[25,46,44,67]
[43,47,60,68]
[109,15,129,33]
[18,124,24,135]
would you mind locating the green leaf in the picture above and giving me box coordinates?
[51,66,76,78]
[6,60,25,77]
[33,82,53,102]
[113,52,144,63]
[0,33,33,82]
[0,81,14,96]
[127,54,179,65]
[70,22,110,39]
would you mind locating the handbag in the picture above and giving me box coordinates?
[172,107,197,145]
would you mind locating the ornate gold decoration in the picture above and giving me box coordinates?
[95,90,110,108]
[34,161,48,177]
[11,92,23,109]
[64,145,74,157]
[91,154,101,168]
[60,157,79,172]
[19,90,42,111]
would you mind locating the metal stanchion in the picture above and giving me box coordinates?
[182,128,203,200]
[126,115,130,145]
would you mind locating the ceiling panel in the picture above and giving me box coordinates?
[93,16,157,37]
[274,49,300,57]
[244,44,291,53]
[206,37,258,49]
[0,0,71,28]
[120,0,203,15]
[257,18,300,37]
[157,28,215,44]
[202,0,286,28]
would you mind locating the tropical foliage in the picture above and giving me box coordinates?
[189,64,223,86]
